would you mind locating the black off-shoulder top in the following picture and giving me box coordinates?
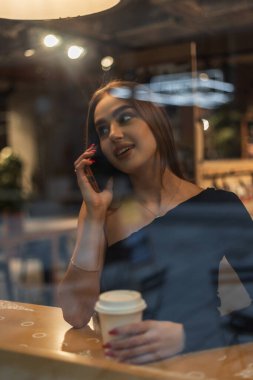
[101,188,253,353]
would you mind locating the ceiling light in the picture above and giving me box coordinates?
[67,46,86,60]
[101,56,114,71]
[43,34,60,48]
[24,49,35,57]
[0,0,121,20]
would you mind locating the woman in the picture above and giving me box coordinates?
[58,80,253,364]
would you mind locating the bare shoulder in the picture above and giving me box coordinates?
[178,179,204,203]
[105,199,146,246]
[104,204,129,246]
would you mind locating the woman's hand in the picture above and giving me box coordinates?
[74,144,113,217]
[103,320,185,364]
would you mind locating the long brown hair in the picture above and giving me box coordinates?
[85,80,183,187]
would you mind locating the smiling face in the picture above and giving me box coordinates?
[86,80,183,181]
[94,93,158,175]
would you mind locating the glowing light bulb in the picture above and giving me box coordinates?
[43,34,60,47]
[24,49,35,57]
[101,56,114,71]
[67,45,86,60]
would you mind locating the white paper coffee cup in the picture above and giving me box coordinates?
[95,290,147,343]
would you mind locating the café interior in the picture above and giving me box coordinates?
[0,1,253,379]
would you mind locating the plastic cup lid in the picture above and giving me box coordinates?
[95,290,147,315]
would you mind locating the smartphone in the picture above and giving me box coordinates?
[84,121,122,193]
[84,165,100,193]
[84,141,118,192]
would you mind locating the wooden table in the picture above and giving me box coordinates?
[0,300,252,380]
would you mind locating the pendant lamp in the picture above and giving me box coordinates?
[0,0,121,20]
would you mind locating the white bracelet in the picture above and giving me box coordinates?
[70,258,99,272]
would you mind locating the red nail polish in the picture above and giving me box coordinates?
[104,350,115,357]
[89,159,96,164]
[109,329,118,335]
[102,343,111,349]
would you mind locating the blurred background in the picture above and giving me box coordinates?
[1,0,253,308]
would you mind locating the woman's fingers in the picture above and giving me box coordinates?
[75,158,95,174]
[105,341,158,361]
[122,351,163,365]
[74,146,97,190]
[74,166,97,202]
[74,144,96,166]
[109,321,151,337]
[73,147,113,210]
[105,321,154,361]
[107,331,152,351]
[104,321,185,364]
[105,323,155,361]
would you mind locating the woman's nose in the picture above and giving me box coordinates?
[109,121,123,140]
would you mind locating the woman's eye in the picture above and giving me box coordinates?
[118,112,133,125]
[97,125,109,138]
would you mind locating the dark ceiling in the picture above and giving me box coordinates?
[1,0,253,79]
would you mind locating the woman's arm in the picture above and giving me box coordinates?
[57,203,106,328]
[58,147,113,328]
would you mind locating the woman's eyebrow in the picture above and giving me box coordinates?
[112,105,133,119]
[94,105,133,128]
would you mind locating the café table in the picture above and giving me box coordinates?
[0,300,252,380]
